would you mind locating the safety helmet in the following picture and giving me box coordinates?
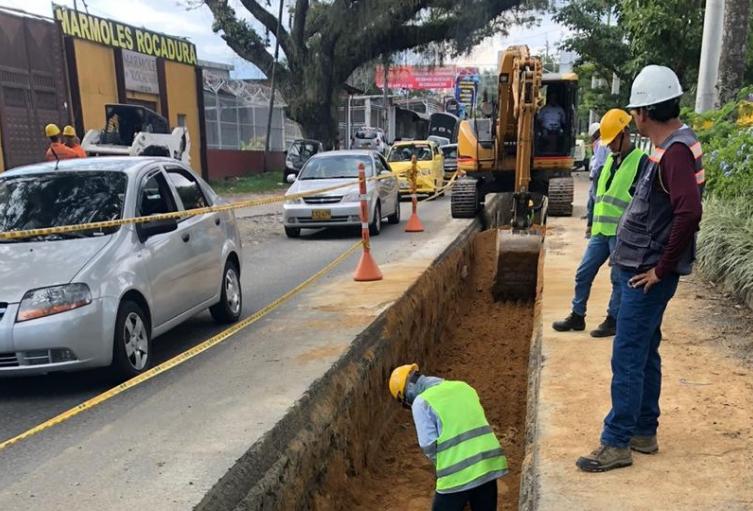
[45,123,61,137]
[389,363,418,402]
[599,109,632,145]
[62,125,76,137]
[626,65,683,109]
[587,122,600,139]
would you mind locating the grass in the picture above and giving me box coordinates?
[209,171,287,196]
[697,196,753,308]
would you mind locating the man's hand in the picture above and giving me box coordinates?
[585,225,592,239]
[629,268,661,293]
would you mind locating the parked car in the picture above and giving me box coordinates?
[387,140,445,196]
[284,139,324,182]
[351,127,388,155]
[0,157,243,377]
[441,143,458,181]
[282,150,400,238]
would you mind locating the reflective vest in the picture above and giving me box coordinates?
[591,148,645,237]
[420,381,508,493]
[612,127,704,275]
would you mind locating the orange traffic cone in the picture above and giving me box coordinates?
[353,163,383,281]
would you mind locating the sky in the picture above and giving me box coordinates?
[0,0,569,77]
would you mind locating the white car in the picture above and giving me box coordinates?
[0,157,243,378]
[282,151,400,238]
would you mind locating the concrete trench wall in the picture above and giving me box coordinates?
[195,195,551,511]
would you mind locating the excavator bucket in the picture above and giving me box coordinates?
[492,229,542,302]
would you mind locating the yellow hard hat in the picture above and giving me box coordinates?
[62,125,76,137]
[389,363,418,402]
[45,123,61,137]
[599,109,632,145]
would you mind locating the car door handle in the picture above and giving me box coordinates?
[182,233,191,243]
[215,217,221,226]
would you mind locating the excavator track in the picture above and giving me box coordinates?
[547,177,574,216]
[450,178,480,218]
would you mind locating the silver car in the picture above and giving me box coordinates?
[282,151,400,238]
[0,157,243,377]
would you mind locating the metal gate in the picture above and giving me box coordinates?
[0,11,70,169]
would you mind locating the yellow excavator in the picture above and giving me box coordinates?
[453,46,578,300]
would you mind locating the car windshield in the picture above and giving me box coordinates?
[289,141,319,159]
[355,130,378,140]
[298,155,372,179]
[442,146,458,159]
[0,171,128,242]
[388,145,433,162]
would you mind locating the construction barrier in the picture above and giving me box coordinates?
[353,163,383,282]
[405,155,425,233]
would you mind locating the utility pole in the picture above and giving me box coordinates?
[696,0,725,112]
[264,0,285,171]
[382,54,389,142]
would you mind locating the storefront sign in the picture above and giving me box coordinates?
[122,50,159,94]
[53,5,197,66]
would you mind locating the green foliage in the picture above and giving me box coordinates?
[697,196,753,307]
[209,172,285,196]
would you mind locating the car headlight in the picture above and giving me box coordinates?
[16,283,92,322]
[285,197,303,205]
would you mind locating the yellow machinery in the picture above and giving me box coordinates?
[452,46,578,220]
[452,46,578,300]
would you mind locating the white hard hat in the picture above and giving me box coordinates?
[588,122,601,138]
[626,65,683,109]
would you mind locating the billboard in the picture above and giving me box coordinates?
[375,66,457,90]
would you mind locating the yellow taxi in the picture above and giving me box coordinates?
[387,140,445,196]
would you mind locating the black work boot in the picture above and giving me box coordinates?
[576,444,633,472]
[630,435,659,454]
[590,315,616,338]
[552,311,585,332]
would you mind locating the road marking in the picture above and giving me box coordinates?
[0,241,362,452]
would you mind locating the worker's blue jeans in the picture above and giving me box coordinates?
[600,269,680,448]
[571,235,620,319]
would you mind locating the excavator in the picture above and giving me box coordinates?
[453,46,578,301]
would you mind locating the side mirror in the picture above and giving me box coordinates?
[136,218,178,242]
[286,173,297,184]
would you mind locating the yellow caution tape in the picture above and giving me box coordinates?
[0,173,397,241]
[0,240,362,452]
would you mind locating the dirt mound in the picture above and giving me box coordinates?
[313,229,535,510]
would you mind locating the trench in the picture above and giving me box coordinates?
[311,229,536,510]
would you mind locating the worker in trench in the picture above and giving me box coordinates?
[44,123,78,162]
[389,364,508,510]
[577,65,704,472]
[552,109,648,337]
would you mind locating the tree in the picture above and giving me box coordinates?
[203,0,531,146]
[554,0,704,89]
[718,0,752,104]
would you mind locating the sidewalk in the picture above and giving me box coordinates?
[533,177,753,510]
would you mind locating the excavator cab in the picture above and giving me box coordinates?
[535,77,578,157]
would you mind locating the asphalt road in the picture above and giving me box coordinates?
[0,195,462,444]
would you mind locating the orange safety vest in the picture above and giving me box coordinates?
[45,142,78,162]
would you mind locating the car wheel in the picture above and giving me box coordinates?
[369,202,382,236]
[387,197,401,224]
[285,226,301,238]
[112,301,151,378]
[210,260,243,324]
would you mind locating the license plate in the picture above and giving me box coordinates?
[312,209,332,220]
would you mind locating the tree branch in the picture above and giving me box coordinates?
[238,0,293,59]
[292,0,309,49]
[205,0,290,83]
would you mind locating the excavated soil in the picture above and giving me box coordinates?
[315,230,535,510]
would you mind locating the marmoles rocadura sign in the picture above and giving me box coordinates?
[53,5,197,66]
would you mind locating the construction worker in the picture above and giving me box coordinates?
[62,125,87,158]
[44,124,77,162]
[553,109,648,337]
[389,364,508,510]
[584,122,610,221]
[577,65,703,472]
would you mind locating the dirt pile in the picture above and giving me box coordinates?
[312,229,536,510]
